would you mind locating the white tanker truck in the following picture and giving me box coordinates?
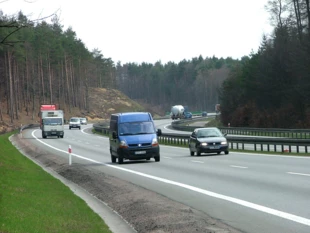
[170,105,185,120]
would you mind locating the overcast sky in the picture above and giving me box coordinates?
[1,0,273,64]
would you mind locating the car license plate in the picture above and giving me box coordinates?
[51,132,56,134]
[210,146,219,149]
[135,151,146,155]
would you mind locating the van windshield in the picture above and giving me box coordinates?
[119,122,155,135]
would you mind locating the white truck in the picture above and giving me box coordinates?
[170,105,185,120]
[41,110,64,138]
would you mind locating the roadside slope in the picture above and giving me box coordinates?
[10,130,241,233]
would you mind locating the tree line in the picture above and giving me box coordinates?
[0,11,115,123]
[0,9,240,124]
[2,0,309,129]
[220,0,310,128]
[115,57,239,114]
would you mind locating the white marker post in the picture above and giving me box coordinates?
[68,145,72,165]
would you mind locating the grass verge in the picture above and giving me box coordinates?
[0,131,112,233]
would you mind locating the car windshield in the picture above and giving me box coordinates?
[197,129,222,138]
[43,118,62,125]
[71,118,79,122]
[119,122,155,135]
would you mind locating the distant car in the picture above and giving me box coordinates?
[189,127,229,156]
[69,117,81,130]
[80,118,87,125]
[184,112,192,119]
[202,111,207,117]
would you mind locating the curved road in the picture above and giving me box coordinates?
[21,119,310,233]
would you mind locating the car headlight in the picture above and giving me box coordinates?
[152,138,159,147]
[119,140,128,148]
[201,142,208,146]
[221,141,227,145]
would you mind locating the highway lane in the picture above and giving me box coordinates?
[22,123,310,233]
[155,118,309,153]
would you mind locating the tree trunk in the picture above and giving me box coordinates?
[7,50,14,123]
[47,53,53,104]
[293,0,303,42]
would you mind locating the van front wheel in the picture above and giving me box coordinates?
[118,156,124,164]
[154,155,160,162]
[111,154,116,163]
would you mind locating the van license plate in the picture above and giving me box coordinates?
[135,151,146,154]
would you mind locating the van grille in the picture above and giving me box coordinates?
[128,143,151,147]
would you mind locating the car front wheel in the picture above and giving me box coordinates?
[118,156,124,164]
[196,149,201,156]
[154,155,160,162]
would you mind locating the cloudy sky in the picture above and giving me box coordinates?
[1,0,273,64]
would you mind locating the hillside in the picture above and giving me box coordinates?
[0,87,165,134]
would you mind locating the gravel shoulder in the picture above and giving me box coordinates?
[10,131,242,233]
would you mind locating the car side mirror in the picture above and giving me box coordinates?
[191,132,196,138]
[112,131,117,139]
[157,129,162,136]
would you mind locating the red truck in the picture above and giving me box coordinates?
[39,104,58,129]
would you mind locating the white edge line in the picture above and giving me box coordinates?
[31,129,310,227]
[191,160,204,163]
[287,172,310,177]
[230,165,248,169]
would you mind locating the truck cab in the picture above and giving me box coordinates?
[42,117,64,138]
[41,110,64,138]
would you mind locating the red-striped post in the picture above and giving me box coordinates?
[68,145,72,165]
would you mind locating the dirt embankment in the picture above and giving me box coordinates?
[0,87,165,134]
[11,132,241,233]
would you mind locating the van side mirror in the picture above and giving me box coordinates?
[157,128,162,136]
[112,131,117,139]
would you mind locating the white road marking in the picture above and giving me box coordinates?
[31,129,310,227]
[191,160,204,164]
[81,126,94,135]
[287,172,310,177]
[230,165,248,169]
[163,157,172,159]
[163,124,180,132]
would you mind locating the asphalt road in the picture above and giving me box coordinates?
[22,120,310,233]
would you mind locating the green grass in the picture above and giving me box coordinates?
[0,131,112,233]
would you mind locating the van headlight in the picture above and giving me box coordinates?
[119,140,128,149]
[152,138,159,147]
[221,141,227,145]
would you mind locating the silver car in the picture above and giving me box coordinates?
[80,118,87,125]
[69,117,81,130]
